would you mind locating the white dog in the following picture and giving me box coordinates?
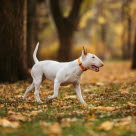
[23,43,103,105]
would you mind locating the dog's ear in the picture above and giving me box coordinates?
[82,46,87,58]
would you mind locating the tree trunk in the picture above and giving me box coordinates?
[131,29,136,69]
[27,0,37,68]
[122,17,132,59]
[57,27,73,61]
[0,0,29,82]
[48,0,83,61]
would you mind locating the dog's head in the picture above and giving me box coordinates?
[81,47,104,72]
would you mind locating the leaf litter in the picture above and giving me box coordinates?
[0,61,136,135]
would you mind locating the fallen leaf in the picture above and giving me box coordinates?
[99,121,114,131]
[8,111,26,121]
[24,103,31,108]
[64,95,76,100]
[61,118,78,122]
[0,104,4,108]
[0,118,20,128]
[86,114,96,119]
[121,84,128,89]
[40,121,51,127]
[96,82,104,86]
[84,89,90,92]
[115,116,132,127]
[93,106,115,111]
[126,102,136,107]
[9,114,26,122]
[29,111,39,117]
[120,90,129,95]
[94,101,100,103]
[49,123,62,135]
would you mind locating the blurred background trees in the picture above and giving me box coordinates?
[0,0,136,82]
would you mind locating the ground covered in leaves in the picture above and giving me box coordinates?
[0,61,136,136]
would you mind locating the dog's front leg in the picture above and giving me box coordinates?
[74,83,87,106]
[46,81,60,102]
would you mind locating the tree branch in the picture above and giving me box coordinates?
[68,0,83,27]
[48,0,63,30]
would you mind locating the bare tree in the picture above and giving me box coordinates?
[0,0,29,82]
[48,0,83,61]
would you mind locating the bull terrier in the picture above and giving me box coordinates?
[23,43,104,105]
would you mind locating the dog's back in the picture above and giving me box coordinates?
[31,60,69,81]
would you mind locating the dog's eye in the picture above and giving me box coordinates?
[92,56,95,58]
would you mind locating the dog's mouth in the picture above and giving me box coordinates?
[91,65,100,72]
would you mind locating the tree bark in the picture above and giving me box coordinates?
[27,0,37,68]
[48,0,83,61]
[131,28,136,69]
[0,0,29,82]
[57,24,73,61]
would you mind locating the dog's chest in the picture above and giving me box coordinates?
[57,67,82,84]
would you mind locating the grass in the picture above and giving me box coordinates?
[0,61,136,136]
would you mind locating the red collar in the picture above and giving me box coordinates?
[78,58,87,71]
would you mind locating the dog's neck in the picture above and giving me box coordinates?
[71,57,87,76]
[78,58,87,71]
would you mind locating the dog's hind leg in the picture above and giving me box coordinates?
[33,77,43,104]
[22,83,34,99]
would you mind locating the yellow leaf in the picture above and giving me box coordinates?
[120,90,129,95]
[0,104,4,108]
[64,95,76,100]
[86,114,96,119]
[99,121,114,131]
[8,111,26,121]
[84,89,90,92]
[24,103,31,109]
[0,118,20,128]
[29,111,39,117]
[93,106,115,111]
[115,116,132,127]
[9,114,26,122]
[49,123,62,135]
[126,102,136,107]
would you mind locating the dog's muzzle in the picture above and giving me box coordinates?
[91,65,100,72]
[91,63,104,72]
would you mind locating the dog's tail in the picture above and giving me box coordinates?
[33,42,39,64]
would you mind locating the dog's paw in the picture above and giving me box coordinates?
[46,97,52,103]
[37,100,44,104]
[22,96,26,100]
[80,103,88,108]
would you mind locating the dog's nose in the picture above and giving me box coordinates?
[101,64,104,67]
